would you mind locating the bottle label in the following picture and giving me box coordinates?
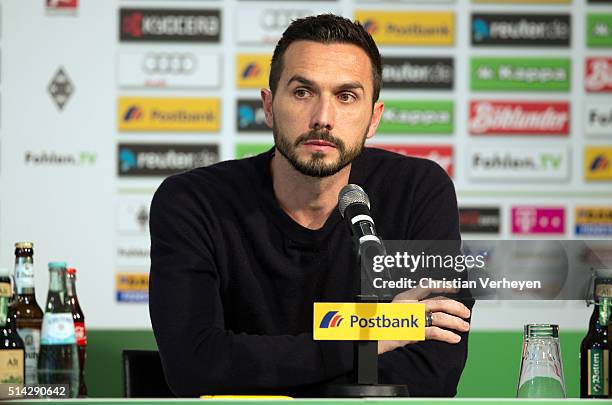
[41,313,76,345]
[0,282,11,297]
[588,348,610,396]
[0,349,24,384]
[16,328,40,385]
[15,263,35,292]
[74,322,87,346]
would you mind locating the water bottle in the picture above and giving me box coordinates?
[37,262,79,398]
[517,324,566,398]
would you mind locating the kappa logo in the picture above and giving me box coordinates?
[123,106,144,122]
[319,311,344,328]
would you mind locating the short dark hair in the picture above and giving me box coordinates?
[269,14,382,105]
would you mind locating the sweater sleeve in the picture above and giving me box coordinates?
[377,161,473,396]
[148,175,353,397]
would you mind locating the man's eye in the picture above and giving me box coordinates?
[339,93,356,103]
[294,89,310,98]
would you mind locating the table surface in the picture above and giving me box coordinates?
[10,398,600,404]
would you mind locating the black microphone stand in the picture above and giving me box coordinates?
[323,237,409,397]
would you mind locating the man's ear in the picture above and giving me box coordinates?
[260,88,274,129]
[366,101,384,139]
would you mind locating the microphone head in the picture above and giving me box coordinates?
[338,184,370,218]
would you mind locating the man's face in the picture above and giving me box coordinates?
[262,41,384,178]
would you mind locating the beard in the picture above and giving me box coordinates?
[273,122,368,178]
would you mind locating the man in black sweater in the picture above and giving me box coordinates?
[149,14,472,397]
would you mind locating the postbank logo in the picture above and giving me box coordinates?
[354,11,454,46]
[116,272,149,303]
[575,207,612,236]
[236,54,271,89]
[118,97,220,132]
[585,147,612,180]
[314,303,425,340]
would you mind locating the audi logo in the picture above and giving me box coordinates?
[142,53,197,75]
[260,9,312,31]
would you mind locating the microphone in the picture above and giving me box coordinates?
[338,184,383,249]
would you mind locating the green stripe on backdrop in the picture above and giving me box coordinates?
[85,330,583,398]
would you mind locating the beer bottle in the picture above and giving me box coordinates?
[580,272,612,398]
[66,268,87,397]
[13,242,43,385]
[0,267,25,387]
[38,262,79,398]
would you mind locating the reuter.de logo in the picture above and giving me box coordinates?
[471,13,570,47]
[512,206,565,235]
[468,146,568,180]
[374,144,454,177]
[118,144,219,177]
[469,101,569,135]
[381,57,453,90]
[354,11,454,46]
[119,8,220,42]
[586,57,612,92]
[237,99,268,132]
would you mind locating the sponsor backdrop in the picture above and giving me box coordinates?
[0,1,611,393]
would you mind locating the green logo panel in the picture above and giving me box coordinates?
[235,143,272,159]
[471,57,570,91]
[587,14,612,48]
[378,100,453,134]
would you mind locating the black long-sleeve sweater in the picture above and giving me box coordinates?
[149,147,473,397]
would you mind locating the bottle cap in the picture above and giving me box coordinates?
[524,324,559,338]
[0,267,9,277]
[15,242,33,249]
[67,268,77,275]
[48,261,67,269]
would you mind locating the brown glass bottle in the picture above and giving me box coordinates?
[66,268,87,397]
[0,267,25,393]
[580,274,612,398]
[14,242,43,385]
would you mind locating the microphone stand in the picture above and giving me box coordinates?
[323,236,410,397]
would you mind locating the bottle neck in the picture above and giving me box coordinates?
[66,275,77,297]
[597,297,612,326]
[14,256,35,295]
[0,278,11,327]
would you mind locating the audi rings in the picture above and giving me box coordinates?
[142,53,197,75]
[425,311,433,327]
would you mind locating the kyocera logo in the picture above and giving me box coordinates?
[319,311,344,328]
[363,20,378,34]
[242,63,261,79]
[122,12,143,37]
[123,105,144,122]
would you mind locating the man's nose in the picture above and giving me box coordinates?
[309,95,335,131]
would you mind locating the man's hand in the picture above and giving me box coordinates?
[378,282,471,355]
